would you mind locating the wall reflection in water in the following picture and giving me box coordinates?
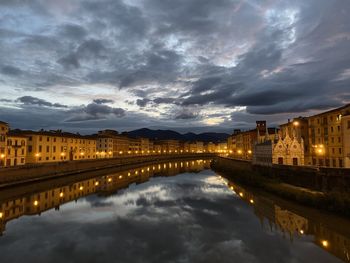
[223,177,350,263]
[0,159,211,236]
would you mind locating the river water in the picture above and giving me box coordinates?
[0,159,349,263]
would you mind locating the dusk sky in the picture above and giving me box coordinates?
[0,0,349,134]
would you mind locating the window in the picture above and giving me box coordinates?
[278,157,283,165]
[53,146,56,153]
[339,159,343,167]
[28,145,32,152]
[47,137,50,142]
[46,146,50,153]
[293,158,298,166]
[339,148,342,154]
[46,157,49,160]
[348,121,350,129]
[332,159,336,167]
[39,145,42,152]
[39,136,42,142]
[331,126,334,133]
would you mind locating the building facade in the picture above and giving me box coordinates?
[307,104,350,168]
[12,130,96,163]
[253,129,304,166]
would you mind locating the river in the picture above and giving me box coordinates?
[0,159,349,263]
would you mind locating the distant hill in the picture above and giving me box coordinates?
[123,128,229,143]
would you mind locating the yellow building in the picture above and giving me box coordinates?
[154,140,180,154]
[189,141,204,153]
[12,130,96,163]
[308,104,350,167]
[0,122,27,167]
[0,121,9,167]
[6,134,27,166]
[341,114,350,168]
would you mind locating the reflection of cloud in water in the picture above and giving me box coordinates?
[0,170,342,263]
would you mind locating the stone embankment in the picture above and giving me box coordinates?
[211,157,350,216]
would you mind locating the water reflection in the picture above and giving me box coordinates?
[0,159,210,235]
[0,159,349,262]
[224,178,350,263]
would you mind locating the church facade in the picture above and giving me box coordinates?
[253,128,305,166]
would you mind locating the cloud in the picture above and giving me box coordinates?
[1,65,23,76]
[65,102,125,122]
[93,99,114,104]
[0,0,350,131]
[17,96,67,108]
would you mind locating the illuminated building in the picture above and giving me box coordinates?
[279,117,310,164]
[253,127,304,166]
[0,122,27,167]
[11,130,96,163]
[228,121,276,160]
[154,140,180,154]
[308,104,350,167]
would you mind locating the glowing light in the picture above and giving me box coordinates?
[237,150,242,155]
[119,151,123,154]
[79,186,84,190]
[60,152,65,156]
[119,175,123,179]
[108,178,112,182]
[95,181,99,186]
[33,200,39,206]
[59,192,64,198]
[0,212,3,218]
[321,240,329,248]
[249,199,254,204]
[248,150,252,154]
[293,121,300,127]
[239,192,244,197]
[35,153,40,157]
[299,230,304,235]
[128,172,131,176]
[0,154,5,158]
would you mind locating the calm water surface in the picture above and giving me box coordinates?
[0,159,349,263]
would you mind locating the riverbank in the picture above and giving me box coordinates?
[211,157,350,217]
[0,154,215,188]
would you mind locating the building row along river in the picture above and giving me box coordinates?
[0,122,227,167]
[227,104,350,168]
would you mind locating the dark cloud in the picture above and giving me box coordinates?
[136,98,151,107]
[1,65,23,76]
[93,99,114,104]
[0,0,350,131]
[17,96,67,108]
[65,102,125,122]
